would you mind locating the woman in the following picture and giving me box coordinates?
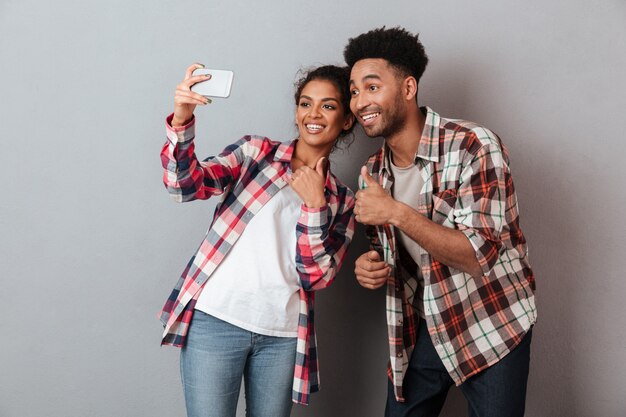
[158,63,356,417]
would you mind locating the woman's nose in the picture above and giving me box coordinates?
[309,106,322,117]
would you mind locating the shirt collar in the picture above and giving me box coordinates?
[381,106,441,175]
[416,106,441,163]
[274,140,295,163]
[275,139,339,196]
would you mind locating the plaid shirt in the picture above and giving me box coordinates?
[360,107,537,402]
[159,114,355,405]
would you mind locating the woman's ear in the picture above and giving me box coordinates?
[343,113,355,131]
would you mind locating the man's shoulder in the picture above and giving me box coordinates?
[439,116,503,153]
[364,147,384,170]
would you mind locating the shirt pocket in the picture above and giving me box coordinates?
[431,189,458,228]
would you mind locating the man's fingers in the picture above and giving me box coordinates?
[360,166,380,188]
[355,264,390,277]
[366,250,381,262]
[356,251,380,263]
[356,275,387,289]
[355,252,387,271]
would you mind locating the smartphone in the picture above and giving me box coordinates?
[191,68,234,98]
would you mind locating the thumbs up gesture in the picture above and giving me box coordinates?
[290,157,328,208]
[355,166,397,225]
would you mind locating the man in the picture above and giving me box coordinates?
[345,27,537,417]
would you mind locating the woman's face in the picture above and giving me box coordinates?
[295,79,353,152]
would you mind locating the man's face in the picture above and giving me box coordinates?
[349,58,407,138]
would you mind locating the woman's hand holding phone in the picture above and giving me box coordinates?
[172,63,212,127]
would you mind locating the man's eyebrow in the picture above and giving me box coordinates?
[349,74,382,85]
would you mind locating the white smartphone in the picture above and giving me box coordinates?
[191,68,234,98]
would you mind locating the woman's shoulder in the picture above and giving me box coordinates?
[228,135,286,158]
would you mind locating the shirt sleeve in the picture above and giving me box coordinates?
[160,113,247,202]
[455,143,509,276]
[295,192,356,291]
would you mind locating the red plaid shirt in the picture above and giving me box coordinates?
[159,114,355,405]
[360,107,537,401]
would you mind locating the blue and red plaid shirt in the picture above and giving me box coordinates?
[360,107,537,401]
[159,114,355,405]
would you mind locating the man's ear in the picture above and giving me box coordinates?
[404,76,418,101]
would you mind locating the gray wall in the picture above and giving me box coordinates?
[1,1,625,416]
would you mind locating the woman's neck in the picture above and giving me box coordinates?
[291,140,331,170]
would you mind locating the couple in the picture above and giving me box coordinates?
[158,27,537,417]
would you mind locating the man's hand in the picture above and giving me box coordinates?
[354,166,398,225]
[354,250,390,290]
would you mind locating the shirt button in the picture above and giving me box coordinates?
[397,352,403,358]
[397,319,403,325]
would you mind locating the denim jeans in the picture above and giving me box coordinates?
[385,319,532,417]
[180,310,297,417]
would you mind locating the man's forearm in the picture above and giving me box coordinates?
[389,201,483,277]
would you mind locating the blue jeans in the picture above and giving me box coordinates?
[180,310,297,417]
[386,319,532,417]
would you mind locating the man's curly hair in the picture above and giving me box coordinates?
[344,26,429,82]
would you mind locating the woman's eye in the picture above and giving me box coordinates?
[299,102,310,107]
[323,104,336,110]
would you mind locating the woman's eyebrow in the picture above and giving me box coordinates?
[300,95,339,102]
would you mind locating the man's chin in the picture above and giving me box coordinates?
[362,126,382,138]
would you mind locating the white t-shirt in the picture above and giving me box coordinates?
[389,158,424,265]
[389,157,426,317]
[194,186,302,337]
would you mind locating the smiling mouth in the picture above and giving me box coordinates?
[305,123,325,133]
[360,112,380,125]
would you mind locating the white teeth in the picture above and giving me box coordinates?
[362,113,380,121]
[306,124,323,130]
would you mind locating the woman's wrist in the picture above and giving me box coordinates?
[171,114,192,127]
[304,198,327,208]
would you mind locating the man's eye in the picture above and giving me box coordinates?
[299,102,310,107]
[350,89,359,96]
[369,85,379,91]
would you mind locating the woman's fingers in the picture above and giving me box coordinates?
[175,89,209,105]
[182,73,212,90]
[184,63,205,80]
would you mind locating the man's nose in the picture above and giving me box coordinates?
[353,94,370,111]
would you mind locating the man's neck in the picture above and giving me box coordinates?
[386,106,426,168]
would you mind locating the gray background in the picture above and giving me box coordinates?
[1,0,625,416]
